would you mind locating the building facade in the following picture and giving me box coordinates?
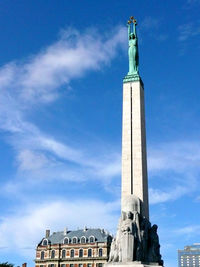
[35,228,112,267]
[178,244,200,267]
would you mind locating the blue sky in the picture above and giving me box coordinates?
[0,0,200,266]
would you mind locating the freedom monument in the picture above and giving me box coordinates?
[107,17,164,267]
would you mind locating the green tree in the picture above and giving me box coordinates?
[0,262,14,267]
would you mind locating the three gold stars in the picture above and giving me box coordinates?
[127,16,137,25]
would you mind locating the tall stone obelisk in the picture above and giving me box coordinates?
[121,17,149,220]
[107,17,163,267]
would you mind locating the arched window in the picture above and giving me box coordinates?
[72,237,77,244]
[79,249,83,258]
[43,239,48,246]
[62,249,66,258]
[51,250,55,259]
[89,236,95,243]
[99,248,103,257]
[88,248,92,257]
[80,236,86,243]
[63,237,69,244]
[41,251,45,259]
[70,249,74,258]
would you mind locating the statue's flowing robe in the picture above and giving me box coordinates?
[128,38,138,74]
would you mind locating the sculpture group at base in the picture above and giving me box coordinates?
[108,196,163,266]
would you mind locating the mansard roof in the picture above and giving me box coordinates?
[38,228,112,245]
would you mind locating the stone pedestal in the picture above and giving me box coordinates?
[105,262,163,267]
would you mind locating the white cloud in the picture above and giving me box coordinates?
[178,23,200,41]
[0,199,120,257]
[17,150,50,171]
[0,26,124,191]
[149,186,190,204]
[97,155,121,177]
[140,17,160,30]
[148,141,200,173]
[174,225,200,236]
[0,26,126,104]
[12,131,121,181]
[140,17,168,42]
[147,141,200,204]
[187,0,200,4]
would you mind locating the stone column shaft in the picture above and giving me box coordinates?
[121,80,149,219]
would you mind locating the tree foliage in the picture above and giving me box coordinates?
[0,263,14,267]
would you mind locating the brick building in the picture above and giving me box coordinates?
[35,227,112,267]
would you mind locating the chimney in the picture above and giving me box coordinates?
[64,227,68,235]
[22,263,27,267]
[46,229,50,238]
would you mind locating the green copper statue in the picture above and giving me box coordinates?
[128,17,139,75]
[123,16,140,83]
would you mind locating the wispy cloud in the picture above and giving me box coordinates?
[178,22,200,41]
[148,141,200,173]
[149,185,191,204]
[17,150,50,171]
[186,0,200,5]
[175,225,200,236]
[140,16,160,30]
[148,141,200,204]
[182,0,200,9]
[140,16,168,42]
[0,26,125,193]
[0,27,126,104]
[0,199,120,257]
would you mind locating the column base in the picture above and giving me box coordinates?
[105,262,163,267]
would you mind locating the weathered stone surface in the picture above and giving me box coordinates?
[109,196,163,266]
[121,81,149,220]
[105,262,162,267]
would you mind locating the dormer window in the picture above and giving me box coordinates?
[89,236,95,243]
[72,237,78,244]
[80,236,86,243]
[42,239,48,246]
[63,237,69,244]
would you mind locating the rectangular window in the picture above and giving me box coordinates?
[78,264,83,267]
[98,264,103,267]
[61,264,65,267]
[70,264,74,267]
[87,264,92,267]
